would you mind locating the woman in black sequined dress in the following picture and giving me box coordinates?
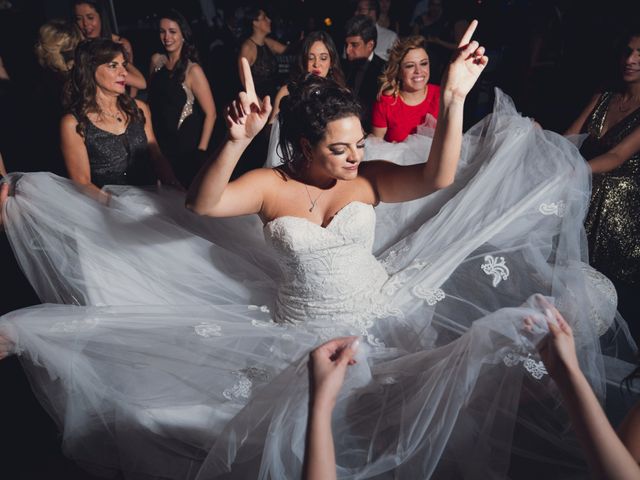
[565,28,640,338]
[237,6,287,101]
[234,6,288,176]
[60,39,179,199]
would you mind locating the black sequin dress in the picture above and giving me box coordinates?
[249,40,279,100]
[581,91,640,330]
[84,118,154,188]
[148,64,205,187]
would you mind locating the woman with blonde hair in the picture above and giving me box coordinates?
[371,35,440,142]
[33,19,83,175]
[35,19,82,74]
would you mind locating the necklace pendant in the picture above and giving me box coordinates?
[309,206,314,212]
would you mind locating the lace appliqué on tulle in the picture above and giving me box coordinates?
[503,350,548,380]
[412,286,445,306]
[51,318,99,332]
[250,318,299,345]
[248,305,271,314]
[315,303,403,348]
[556,264,618,337]
[194,323,222,338]
[222,367,270,401]
[383,258,445,305]
[583,267,617,305]
[539,201,566,217]
[481,255,510,287]
[382,259,431,295]
[379,243,411,273]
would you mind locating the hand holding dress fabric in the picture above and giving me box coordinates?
[532,305,640,480]
[527,305,580,382]
[305,336,358,480]
[309,336,359,409]
[226,58,272,143]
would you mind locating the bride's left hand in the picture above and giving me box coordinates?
[442,20,488,101]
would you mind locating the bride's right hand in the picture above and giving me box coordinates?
[226,58,272,142]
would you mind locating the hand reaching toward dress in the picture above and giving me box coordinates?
[305,336,359,480]
[226,58,272,142]
[527,303,640,480]
[526,304,580,383]
[441,20,488,101]
[309,336,359,409]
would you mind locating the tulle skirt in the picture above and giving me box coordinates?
[1,91,635,479]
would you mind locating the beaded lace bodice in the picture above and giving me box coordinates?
[263,202,389,327]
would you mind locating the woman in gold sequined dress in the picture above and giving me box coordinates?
[565,27,640,338]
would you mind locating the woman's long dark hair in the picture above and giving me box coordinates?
[297,31,345,87]
[64,39,143,137]
[239,5,263,40]
[158,9,200,84]
[71,0,114,39]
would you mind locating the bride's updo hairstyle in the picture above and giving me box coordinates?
[277,75,362,171]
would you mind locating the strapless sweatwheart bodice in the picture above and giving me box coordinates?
[264,202,389,327]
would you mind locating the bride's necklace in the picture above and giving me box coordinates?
[304,184,326,212]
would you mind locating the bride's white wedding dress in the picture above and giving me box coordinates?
[0,92,633,479]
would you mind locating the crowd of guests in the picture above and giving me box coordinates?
[0,0,639,478]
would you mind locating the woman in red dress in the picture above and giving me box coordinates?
[371,35,440,142]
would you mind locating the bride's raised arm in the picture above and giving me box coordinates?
[186,58,272,217]
[362,20,488,203]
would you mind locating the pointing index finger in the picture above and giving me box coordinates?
[458,19,478,47]
[240,57,256,97]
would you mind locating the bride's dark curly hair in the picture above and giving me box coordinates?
[277,75,362,171]
[64,38,143,137]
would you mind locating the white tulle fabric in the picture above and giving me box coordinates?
[1,91,634,480]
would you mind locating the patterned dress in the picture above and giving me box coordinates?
[581,91,640,331]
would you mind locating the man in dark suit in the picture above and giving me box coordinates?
[343,15,386,132]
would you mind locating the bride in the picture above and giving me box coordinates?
[0,21,632,479]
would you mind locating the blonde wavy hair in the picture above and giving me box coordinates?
[35,19,82,73]
[377,35,429,101]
